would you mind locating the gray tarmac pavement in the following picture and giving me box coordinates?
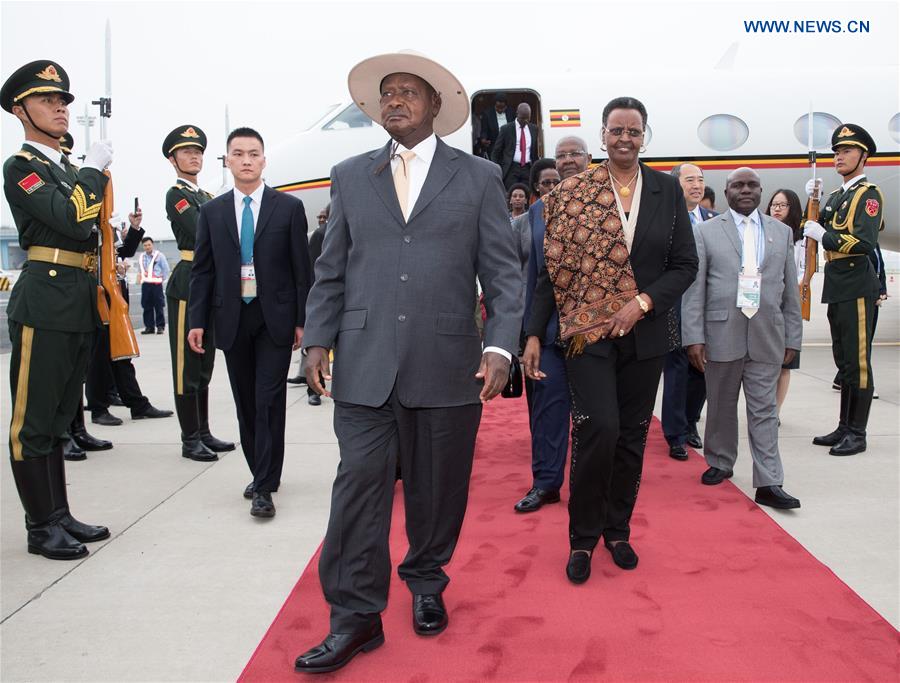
[0,278,897,682]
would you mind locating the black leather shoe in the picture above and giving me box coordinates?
[156,328,165,334]
[182,439,218,462]
[71,405,112,450]
[412,593,448,636]
[108,392,125,407]
[701,466,733,485]
[28,522,89,560]
[604,540,638,569]
[686,424,703,449]
[140,328,155,335]
[243,483,254,500]
[63,437,87,461]
[59,513,110,543]
[131,405,174,420]
[755,485,801,509]
[91,410,123,426]
[668,444,688,461]
[566,550,592,584]
[829,432,866,456]
[287,374,307,385]
[308,394,322,406]
[294,622,384,674]
[514,487,560,513]
[250,491,275,518]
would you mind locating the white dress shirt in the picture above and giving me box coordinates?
[689,205,704,225]
[389,134,510,362]
[389,134,436,218]
[233,182,266,251]
[26,140,65,168]
[177,176,200,192]
[512,121,532,165]
[729,208,765,265]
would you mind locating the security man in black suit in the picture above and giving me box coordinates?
[478,92,514,157]
[491,102,540,189]
[802,124,883,456]
[163,125,234,462]
[2,60,110,559]
[188,127,311,518]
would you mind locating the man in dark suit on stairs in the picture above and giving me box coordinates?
[491,102,540,189]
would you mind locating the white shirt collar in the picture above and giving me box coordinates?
[26,140,64,168]
[841,173,866,192]
[234,182,265,207]
[394,133,437,166]
[729,208,760,228]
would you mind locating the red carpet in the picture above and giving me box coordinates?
[240,396,899,682]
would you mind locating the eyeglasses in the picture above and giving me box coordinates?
[604,127,644,138]
[769,202,789,210]
[555,151,587,161]
[538,179,559,186]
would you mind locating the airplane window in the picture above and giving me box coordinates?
[697,114,749,151]
[793,112,843,149]
[323,104,373,130]
[890,113,900,144]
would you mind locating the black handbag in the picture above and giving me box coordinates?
[501,356,524,398]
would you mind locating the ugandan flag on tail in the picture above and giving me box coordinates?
[550,109,581,127]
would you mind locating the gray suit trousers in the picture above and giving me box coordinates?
[703,356,785,487]
[319,389,482,633]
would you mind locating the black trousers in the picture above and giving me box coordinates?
[661,346,706,446]
[319,387,482,632]
[829,297,876,390]
[8,323,91,460]
[167,296,215,396]
[141,283,165,330]
[85,326,150,414]
[503,162,532,190]
[222,299,292,493]
[565,334,665,550]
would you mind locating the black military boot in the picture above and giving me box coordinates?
[48,447,110,543]
[830,387,873,456]
[198,388,235,452]
[813,384,850,447]
[62,432,87,461]
[9,455,87,560]
[71,403,112,451]
[175,394,219,462]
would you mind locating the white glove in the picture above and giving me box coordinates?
[803,220,826,242]
[83,140,113,171]
[804,178,823,198]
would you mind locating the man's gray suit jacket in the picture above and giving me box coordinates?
[681,210,802,364]
[303,137,523,408]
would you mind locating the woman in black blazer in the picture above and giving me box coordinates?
[523,97,698,584]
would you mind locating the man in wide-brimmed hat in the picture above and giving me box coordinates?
[297,51,522,674]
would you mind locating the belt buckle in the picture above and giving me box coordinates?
[83,252,98,273]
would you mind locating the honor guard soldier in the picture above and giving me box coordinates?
[803,124,884,456]
[163,125,234,461]
[1,60,111,559]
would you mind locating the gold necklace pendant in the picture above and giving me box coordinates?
[619,185,631,197]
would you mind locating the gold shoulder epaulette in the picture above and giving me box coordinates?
[829,187,841,195]
[14,150,50,165]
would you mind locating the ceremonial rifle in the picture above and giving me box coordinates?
[94,20,139,360]
[800,107,820,321]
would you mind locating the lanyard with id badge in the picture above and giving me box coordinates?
[241,262,257,298]
[737,213,761,317]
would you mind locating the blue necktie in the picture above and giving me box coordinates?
[689,211,697,226]
[241,195,255,303]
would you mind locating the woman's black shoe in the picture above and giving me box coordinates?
[604,540,638,569]
[566,550,592,584]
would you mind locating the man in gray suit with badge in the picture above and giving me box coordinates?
[295,51,522,674]
[681,167,802,510]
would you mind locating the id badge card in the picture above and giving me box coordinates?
[736,274,761,309]
[240,263,257,298]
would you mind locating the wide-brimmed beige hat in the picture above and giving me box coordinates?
[348,50,468,137]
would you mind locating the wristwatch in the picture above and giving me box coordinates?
[635,294,649,314]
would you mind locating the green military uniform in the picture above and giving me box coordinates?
[812,124,883,456]
[162,126,233,460]
[2,60,109,559]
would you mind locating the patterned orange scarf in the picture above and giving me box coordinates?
[543,161,638,354]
